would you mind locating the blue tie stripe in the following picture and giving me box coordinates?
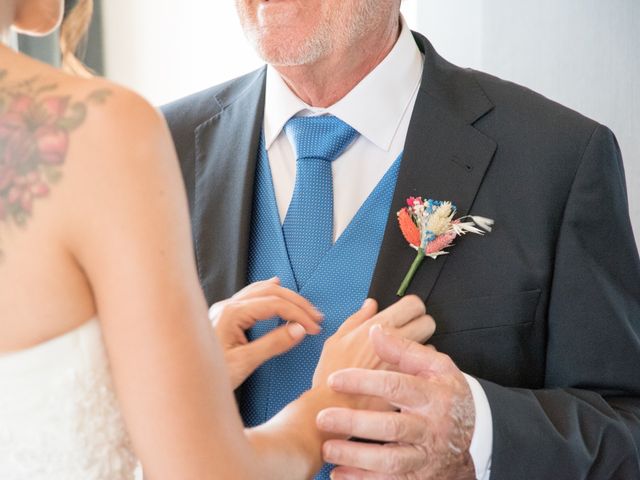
[282,116,359,289]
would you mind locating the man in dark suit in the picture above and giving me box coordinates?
[162,1,640,478]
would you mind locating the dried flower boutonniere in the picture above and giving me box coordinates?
[396,197,494,296]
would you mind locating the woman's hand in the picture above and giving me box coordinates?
[210,278,324,389]
[245,296,435,478]
[312,296,435,410]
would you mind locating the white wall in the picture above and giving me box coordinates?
[416,0,640,246]
[101,1,418,106]
[101,1,261,105]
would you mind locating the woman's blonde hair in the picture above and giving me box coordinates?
[60,0,94,77]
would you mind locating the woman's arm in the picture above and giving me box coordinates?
[62,86,260,479]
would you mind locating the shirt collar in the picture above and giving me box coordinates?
[263,15,424,152]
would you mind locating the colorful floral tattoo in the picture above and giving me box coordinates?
[0,69,110,259]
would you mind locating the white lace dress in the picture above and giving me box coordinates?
[0,318,138,479]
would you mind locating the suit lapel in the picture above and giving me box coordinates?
[369,34,497,309]
[193,68,267,305]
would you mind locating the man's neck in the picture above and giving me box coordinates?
[274,18,402,108]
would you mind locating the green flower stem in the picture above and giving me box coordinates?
[397,249,426,297]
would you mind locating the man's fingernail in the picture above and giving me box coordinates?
[328,373,343,389]
[316,411,333,430]
[362,298,373,308]
[324,443,335,461]
[369,323,385,338]
[287,322,306,340]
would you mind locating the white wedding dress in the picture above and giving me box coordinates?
[0,318,138,479]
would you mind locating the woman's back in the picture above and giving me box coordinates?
[0,50,102,351]
[0,41,255,478]
[0,47,156,479]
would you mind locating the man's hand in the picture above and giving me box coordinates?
[317,326,477,480]
[209,278,323,389]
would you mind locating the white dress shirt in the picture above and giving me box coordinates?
[263,16,492,479]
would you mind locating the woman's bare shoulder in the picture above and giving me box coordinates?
[0,53,177,243]
[0,52,169,158]
[60,75,168,152]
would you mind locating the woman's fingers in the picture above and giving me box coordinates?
[317,407,427,444]
[369,295,426,329]
[322,439,428,475]
[396,314,436,344]
[337,299,379,334]
[232,276,280,298]
[231,278,323,322]
[230,296,323,334]
[239,323,307,380]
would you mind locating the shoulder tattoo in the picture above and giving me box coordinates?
[0,69,111,260]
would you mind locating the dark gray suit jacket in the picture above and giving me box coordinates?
[162,32,640,479]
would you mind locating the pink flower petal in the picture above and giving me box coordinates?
[8,95,33,116]
[36,126,69,165]
[425,232,456,255]
[31,182,49,197]
[40,96,70,122]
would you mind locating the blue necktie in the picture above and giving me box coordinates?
[282,115,359,289]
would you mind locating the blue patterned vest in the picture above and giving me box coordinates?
[241,136,402,478]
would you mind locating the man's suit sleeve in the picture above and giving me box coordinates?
[477,124,640,479]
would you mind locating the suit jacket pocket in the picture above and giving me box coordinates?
[428,289,544,386]
[429,289,542,336]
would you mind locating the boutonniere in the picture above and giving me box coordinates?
[396,197,494,296]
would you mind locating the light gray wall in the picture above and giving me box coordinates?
[417,0,640,247]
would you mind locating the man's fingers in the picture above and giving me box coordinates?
[242,323,306,370]
[371,295,426,328]
[337,299,379,334]
[328,369,427,409]
[370,325,443,376]
[323,439,428,475]
[330,466,404,480]
[317,408,427,445]
[396,314,436,344]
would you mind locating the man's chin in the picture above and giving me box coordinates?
[250,34,328,67]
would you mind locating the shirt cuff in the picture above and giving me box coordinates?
[463,373,493,480]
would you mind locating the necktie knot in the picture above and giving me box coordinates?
[284,115,359,163]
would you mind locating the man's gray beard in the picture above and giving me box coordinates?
[243,25,332,67]
[238,0,386,67]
